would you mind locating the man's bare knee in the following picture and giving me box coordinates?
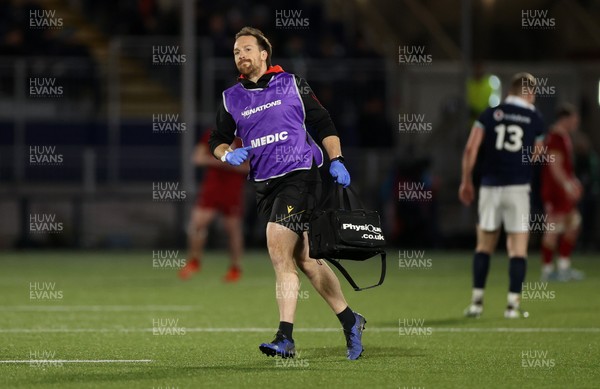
[476,227,500,254]
[292,232,316,273]
[542,232,559,249]
[507,232,529,258]
[267,223,300,270]
[297,256,321,277]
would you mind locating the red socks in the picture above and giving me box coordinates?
[558,237,575,258]
[541,245,553,265]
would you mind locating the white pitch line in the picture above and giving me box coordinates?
[433,327,600,333]
[1,327,599,334]
[0,305,198,312]
[0,360,152,364]
[0,328,141,333]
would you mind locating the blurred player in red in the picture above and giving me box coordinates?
[178,130,249,282]
[540,104,585,281]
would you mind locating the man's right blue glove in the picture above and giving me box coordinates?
[329,160,351,187]
[222,146,252,166]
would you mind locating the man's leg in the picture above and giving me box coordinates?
[467,186,501,316]
[293,232,347,313]
[465,226,500,317]
[540,212,564,280]
[258,222,300,358]
[222,214,243,282]
[556,210,583,280]
[293,231,366,360]
[179,207,217,280]
[267,222,301,332]
[505,231,529,316]
[188,207,217,260]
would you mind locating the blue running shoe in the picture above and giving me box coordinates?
[344,312,366,360]
[259,331,296,358]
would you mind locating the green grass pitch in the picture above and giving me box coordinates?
[1,250,598,388]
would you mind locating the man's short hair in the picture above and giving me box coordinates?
[235,26,272,67]
[555,103,577,120]
[509,72,536,96]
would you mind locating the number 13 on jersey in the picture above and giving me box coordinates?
[494,124,523,152]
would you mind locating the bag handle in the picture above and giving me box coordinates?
[318,183,341,210]
[323,252,386,291]
[336,185,365,210]
[319,184,365,211]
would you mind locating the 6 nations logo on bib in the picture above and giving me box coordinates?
[342,223,385,241]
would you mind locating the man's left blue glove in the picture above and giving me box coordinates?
[329,160,351,187]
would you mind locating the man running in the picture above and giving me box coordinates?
[209,27,365,360]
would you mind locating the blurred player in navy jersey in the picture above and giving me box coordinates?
[459,73,546,319]
[540,104,584,281]
[178,130,248,282]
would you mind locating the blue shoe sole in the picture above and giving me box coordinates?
[259,344,296,359]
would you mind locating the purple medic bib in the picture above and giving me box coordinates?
[222,71,324,181]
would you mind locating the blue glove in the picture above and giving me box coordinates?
[223,146,252,166]
[329,160,351,187]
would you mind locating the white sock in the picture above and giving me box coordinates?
[558,257,571,271]
[542,264,554,275]
[472,288,484,304]
[508,292,520,309]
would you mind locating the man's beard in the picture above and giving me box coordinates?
[237,60,258,78]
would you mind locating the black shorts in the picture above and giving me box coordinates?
[254,164,322,235]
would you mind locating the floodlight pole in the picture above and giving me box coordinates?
[180,0,196,242]
[460,0,472,140]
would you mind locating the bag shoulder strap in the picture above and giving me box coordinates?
[323,252,386,291]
